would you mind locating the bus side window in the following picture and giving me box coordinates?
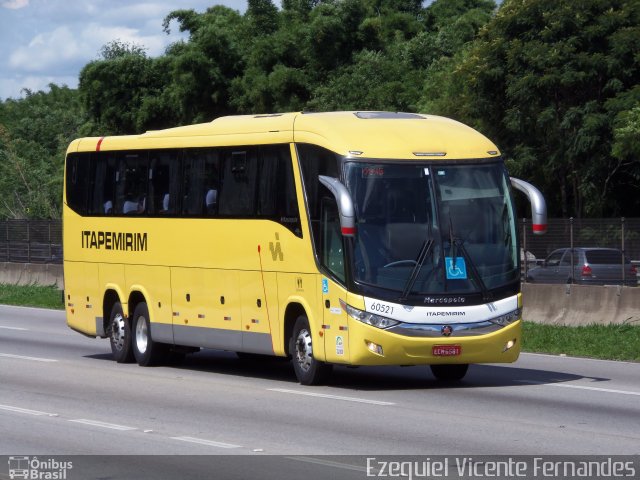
[65,153,92,215]
[91,153,117,215]
[181,148,221,217]
[218,148,258,216]
[258,145,301,236]
[149,151,180,214]
[115,152,148,215]
[181,151,200,215]
[297,144,341,257]
[321,198,346,282]
[203,149,221,216]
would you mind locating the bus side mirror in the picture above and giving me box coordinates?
[510,177,547,235]
[319,176,356,237]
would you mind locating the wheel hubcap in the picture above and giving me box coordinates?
[135,316,148,354]
[295,328,313,372]
[111,313,126,351]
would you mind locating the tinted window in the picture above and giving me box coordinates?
[560,251,572,266]
[218,149,258,216]
[321,199,345,282]
[115,152,148,215]
[297,144,341,256]
[297,144,340,220]
[586,250,624,264]
[149,150,181,214]
[546,251,564,267]
[258,145,301,236]
[182,149,221,216]
[65,144,300,235]
[65,153,92,214]
[91,153,117,215]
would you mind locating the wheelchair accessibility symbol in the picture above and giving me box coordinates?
[445,257,468,280]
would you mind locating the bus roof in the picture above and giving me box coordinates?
[67,111,500,160]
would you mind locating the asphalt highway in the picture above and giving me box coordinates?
[0,305,638,478]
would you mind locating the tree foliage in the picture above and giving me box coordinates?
[436,0,640,217]
[1,0,639,219]
[0,85,84,218]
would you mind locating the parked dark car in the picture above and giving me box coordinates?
[526,248,638,286]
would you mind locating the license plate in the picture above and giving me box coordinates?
[432,345,461,356]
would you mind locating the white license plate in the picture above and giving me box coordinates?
[432,345,461,356]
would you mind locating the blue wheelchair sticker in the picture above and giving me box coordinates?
[445,257,467,280]
[322,278,329,294]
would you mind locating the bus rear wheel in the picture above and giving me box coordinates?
[109,301,134,363]
[290,316,332,385]
[132,302,166,366]
[430,364,469,381]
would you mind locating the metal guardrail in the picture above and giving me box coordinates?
[0,220,62,264]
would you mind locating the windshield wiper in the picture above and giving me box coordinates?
[399,238,434,303]
[447,217,492,302]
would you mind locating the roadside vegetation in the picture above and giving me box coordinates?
[0,283,63,310]
[1,0,639,221]
[522,321,640,362]
[0,283,636,362]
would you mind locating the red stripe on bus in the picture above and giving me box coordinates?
[96,137,104,151]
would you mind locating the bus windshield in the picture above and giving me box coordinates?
[344,161,518,297]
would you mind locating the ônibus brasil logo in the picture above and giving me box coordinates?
[8,456,73,480]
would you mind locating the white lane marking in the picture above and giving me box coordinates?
[286,456,368,473]
[268,388,395,406]
[0,404,58,417]
[171,436,242,449]
[69,419,137,431]
[0,326,28,331]
[516,380,640,396]
[521,352,640,366]
[0,353,57,362]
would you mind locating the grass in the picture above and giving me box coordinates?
[0,284,637,362]
[522,321,640,362]
[0,283,64,310]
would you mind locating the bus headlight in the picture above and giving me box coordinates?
[488,308,521,326]
[340,300,400,329]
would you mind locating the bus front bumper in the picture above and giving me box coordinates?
[346,319,522,366]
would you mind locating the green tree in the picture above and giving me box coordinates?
[79,41,163,134]
[441,0,640,217]
[0,85,84,218]
[308,48,420,111]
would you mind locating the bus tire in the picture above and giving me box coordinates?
[132,302,166,367]
[290,315,332,385]
[109,301,134,363]
[430,364,469,381]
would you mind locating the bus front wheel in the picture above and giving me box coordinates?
[430,364,469,381]
[290,316,332,385]
[132,302,166,366]
[109,301,134,363]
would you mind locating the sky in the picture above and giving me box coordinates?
[0,0,248,101]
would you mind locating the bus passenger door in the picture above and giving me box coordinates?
[320,200,350,364]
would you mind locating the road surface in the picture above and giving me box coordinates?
[0,305,638,478]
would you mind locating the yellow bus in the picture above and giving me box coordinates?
[63,111,546,385]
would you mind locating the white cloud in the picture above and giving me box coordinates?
[9,26,87,73]
[0,0,248,99]
[2,0,29,9]
[0,74,77,100]
[8,22,172,75]
[81,23,168,57]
